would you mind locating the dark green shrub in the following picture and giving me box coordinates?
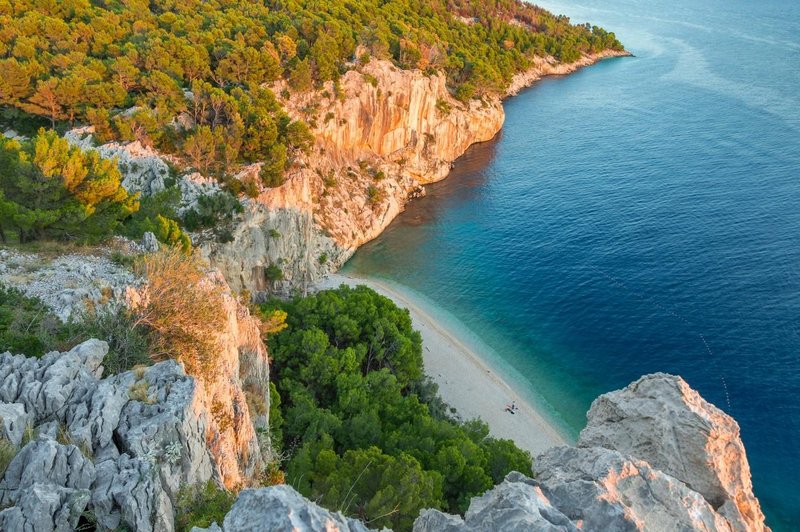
[174,480,235,532]
[59,307,151,375]
[0,285,60,357]
[264,264,284,282]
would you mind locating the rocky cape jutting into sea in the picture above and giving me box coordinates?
[59,50,628,300]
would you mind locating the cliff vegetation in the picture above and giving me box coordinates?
[0,0,621,189]
[262,285,532,531]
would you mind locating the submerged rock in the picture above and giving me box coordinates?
[578,373,767,531]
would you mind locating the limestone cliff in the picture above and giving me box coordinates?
[59,52,627,298]
[0,270,271,531]
[203,52,628,297]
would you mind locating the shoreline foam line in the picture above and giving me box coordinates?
[315,272,571,456]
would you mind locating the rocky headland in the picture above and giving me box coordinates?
[204,52,630,297]
[55,50,628,299]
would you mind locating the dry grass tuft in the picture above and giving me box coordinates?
[131,248,227,383]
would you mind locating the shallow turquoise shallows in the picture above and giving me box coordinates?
[343,0,800,528]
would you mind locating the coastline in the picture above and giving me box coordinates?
[315,272,571,456]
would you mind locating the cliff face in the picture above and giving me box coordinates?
[202,59,505,297]
[0,270,271,531]
[286,60,504,184]
[203,53,631,297]
[63,53,626,298]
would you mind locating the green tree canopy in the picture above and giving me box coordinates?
[0,129,138,243]
[263,285,533,531]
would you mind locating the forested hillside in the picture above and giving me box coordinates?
[0,0,621,187]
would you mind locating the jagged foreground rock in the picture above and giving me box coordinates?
[577,373,766,530]
[0,272,271,532]
[192,486,375,532]
[196,373,768,532]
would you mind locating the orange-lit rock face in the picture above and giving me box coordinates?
[308,60,504,183]
[127,272,270,490]
[578,373,769,532]
[204,54,628,297]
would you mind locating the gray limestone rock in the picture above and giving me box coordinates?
[0,340,220,532]
[0,402,31,446]
[64,129,169,198]
[414,471,577,532]
[0,249,136,322]
[578,373,767,531]
[193,485,375,532]
[0,436,96,531]
[534,446,733,532]
[141,231,160,252]
[0,339,108,424]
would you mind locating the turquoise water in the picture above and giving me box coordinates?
[343,0,800,528]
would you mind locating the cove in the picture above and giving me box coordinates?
[343,0,800,528]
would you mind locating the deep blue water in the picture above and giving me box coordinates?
[343,0,800,528]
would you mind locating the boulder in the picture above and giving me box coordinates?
[192,485,375,532]
[578,373,767,531]
[141,231,160,252]
[534,446,733,531]
[414,471,577,532]
[0,402,31,446]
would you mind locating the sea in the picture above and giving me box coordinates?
[342,0,800,528]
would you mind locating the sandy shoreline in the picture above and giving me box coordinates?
[315,273,570,457]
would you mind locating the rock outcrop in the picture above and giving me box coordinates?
[0,248,136,321]
[534,446,733,531]
[0,340,216,531]
[415,447,733,532]
[577,373,767,531]
[0,266,271,532]
[124,270,271,486]
[414,471,577,532]
[64,129,171,197]
[192,485,375,532]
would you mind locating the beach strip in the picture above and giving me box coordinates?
[315,273,570,457]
